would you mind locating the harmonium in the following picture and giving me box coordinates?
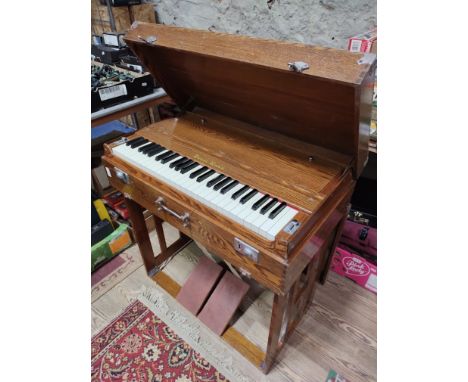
[102,22,376,373]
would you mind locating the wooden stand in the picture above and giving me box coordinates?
[126,197,192,277]
[261,232,339,373]
[124,195,347,373]
[102,22,374,374]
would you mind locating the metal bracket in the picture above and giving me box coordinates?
[234,238,259,263]
[138,35,157,45]
[283,220,300,235]
[288,61,310,73]
[114,168,130,184]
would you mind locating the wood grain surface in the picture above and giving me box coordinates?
[125,22,371,85]
[98,24,376,376]
[104,160,289,294]
[107,112,347,214]
[123,23,375,177]
[102,108,355,294]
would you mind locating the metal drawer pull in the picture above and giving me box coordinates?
[155,197,190,227]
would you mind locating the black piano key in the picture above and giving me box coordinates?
[176,159,194,171]
[146,146,165,157]
[180,162,199,174]
[252,194,270,211]
[213,177,232,191]
[126,136,145,146]
[155,150,173,161]
[130,138,149,148]
[169,157,188,169]
[207,174,225,188]
[220,180,239,194]
[139,142,156,152]
[260,198,278,215]
[161,153,180,164]
[172,158,190,170]
[268,202,287,219]
[240,189,258,204]
[231,185,249,200]
[142,143,159,153]
[190,166,208,179]
[197,169,215,182]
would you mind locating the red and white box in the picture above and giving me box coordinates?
[331,246,377,294]
[348,29,377,53]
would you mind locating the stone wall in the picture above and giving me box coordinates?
[149,0,376,49]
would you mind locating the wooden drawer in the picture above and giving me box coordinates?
[103,157,289,294]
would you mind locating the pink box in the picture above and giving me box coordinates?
[348,28,377,53]
[331,247,377,294]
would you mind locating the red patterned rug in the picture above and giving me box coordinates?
[92,300,228,382]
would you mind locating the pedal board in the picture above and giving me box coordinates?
[176,256,250,335]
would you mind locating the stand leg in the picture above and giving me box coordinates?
[261,293,289,373]
[126,197,157,275]
[127,198,193,277]
[153,215,167,252]
[319,204,350,284]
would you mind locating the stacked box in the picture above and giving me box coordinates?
[91,0,156,35]
[348,29,377,53]
[331,247,377,294]
[91,223,132,271]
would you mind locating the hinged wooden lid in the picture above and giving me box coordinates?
[124,22,376,177]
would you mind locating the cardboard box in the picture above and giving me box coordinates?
[91,223,132,271]
[348,28,377,53]
[331,247,377,294]
[91,0,156,35]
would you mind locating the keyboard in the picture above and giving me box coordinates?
[112,136,298,241]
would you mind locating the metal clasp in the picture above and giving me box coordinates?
[155,196,190,227]
[138,35,157,45]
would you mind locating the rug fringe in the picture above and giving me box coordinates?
[138,286,254,382]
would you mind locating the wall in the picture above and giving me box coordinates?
[150,0,376,50]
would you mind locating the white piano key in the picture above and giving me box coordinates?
[267,208,298,238]
[236,193,265,222]
[259,207,289,237]
[112,141,299,241]
[250,211,275,235]
[209,184,244,211]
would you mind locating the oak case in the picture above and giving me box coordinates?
[102,22,376,373]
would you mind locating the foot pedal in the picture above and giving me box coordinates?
[176,256,223,315]
[198,272,250,335]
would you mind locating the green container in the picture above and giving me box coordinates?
[91,223,132,271]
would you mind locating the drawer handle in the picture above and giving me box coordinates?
[155,196,190,227]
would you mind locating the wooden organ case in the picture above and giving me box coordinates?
[102,22,376,373]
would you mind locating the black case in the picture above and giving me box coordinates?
[91,62,156,112]
[91,220,114,246]
[92,44,131,64]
